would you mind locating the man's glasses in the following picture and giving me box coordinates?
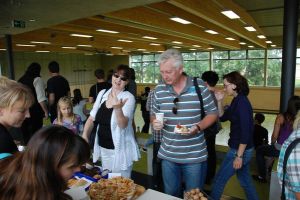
[172,97,179,114]
[113,73,128,81]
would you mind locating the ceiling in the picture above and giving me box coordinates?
[0,0,291,55]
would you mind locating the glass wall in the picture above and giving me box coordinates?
[130,48,300,87]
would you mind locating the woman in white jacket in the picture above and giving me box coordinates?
[82,65,140,178]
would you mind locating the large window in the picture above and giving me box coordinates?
[130,48,300,87]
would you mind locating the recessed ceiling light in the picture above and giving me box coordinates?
[137,49,146,51]
[106,54,114,56]
[192,45,201,47]
[225,37,235,40]
[221,10,240,19]
[207,47,214,50]
[29,19,36,22]
[61,46,76,49]
[110,46,123,49]
[271,44,277,47]
[239,42,246,45]
[157,51,164,53]
[117,39,132,43]
[248,45,254,48]
[0,49,6,51]
[122,50,131,52]
[149,43,160,46]
[244,26,256,32]
[35,50,50,53]
[205,30,218,34]
[172,46,181,48]
[77,44,92,47]
[70,33,93,38]
[84,53,93,55]
[266,40,272,44]
[189,49,197,51]
[16,44,36,47]
[30,41,51,44]
[143,36,157,40]
[170,17,191,24]
[96,29,119,34]
[172,41,182,44]
[257,35,266,39]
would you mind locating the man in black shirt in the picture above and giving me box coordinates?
[253,113,269,149]
[89,69,111,103]
[47,61,70,123]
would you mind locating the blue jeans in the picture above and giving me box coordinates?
[210,148,259,200]
[161,159,207,197]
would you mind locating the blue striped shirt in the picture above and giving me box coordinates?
[151,76,217,164]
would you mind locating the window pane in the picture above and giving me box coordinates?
[131,62,143,83]
[267,58,282,86]
[196,52,209,60]
[142,54,155,61]
[195,61,209,77]
[297,48,300,57]
[245,59,264,86]
[154,63,161,83]
[182,52,196,60]
[131,55,142,62]
[213,60,229,79]
[213,51,228,59]
[268,49,282,58]
[248,50,265,58]
[230,50,246,59]
[183,60,195,76]
[142,62,155,83]
[296,58,300,87]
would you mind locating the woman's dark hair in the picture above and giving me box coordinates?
[115,64,130,80]
[284,95,300,124]
[223,71,249,96]
[26,62,41,78]
[0,125,90,200]
[72,88,83,105]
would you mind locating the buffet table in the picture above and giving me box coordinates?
[137,189,182,200]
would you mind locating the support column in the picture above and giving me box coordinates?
[280,0,299,112]
[5,34,15,80]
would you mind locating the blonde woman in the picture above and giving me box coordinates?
[0,76,34,155]
[82,65,140,178]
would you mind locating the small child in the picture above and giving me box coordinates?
[53,96,83,134]
[253,113,269,149]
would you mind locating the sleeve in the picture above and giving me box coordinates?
[121,92,135,120]
[237,97,253,144]
[90,89,106,118]
[33,77,47,103]
[287,144,300,192]
[89,85,94,98]
[146,90,154,112]
[46,79,54,94]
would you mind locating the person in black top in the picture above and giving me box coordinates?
[47,61,70,123]
[0,76,34,155]
[140,86,150,133]
[89,69,111,103]
[18,62,48,144]
[253,113,269,149]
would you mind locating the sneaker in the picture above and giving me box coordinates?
[140,147,147,152]
[252,175,267,183]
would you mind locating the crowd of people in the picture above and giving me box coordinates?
[0,48,300,199]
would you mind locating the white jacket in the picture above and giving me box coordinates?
[90,88,140,171]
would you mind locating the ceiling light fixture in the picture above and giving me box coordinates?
[0,49,6,51]
[77,44,92,47]
[170,17,191,24]
[189,49,196,51]
[205,30,218,34]
[266,40,272,44]
[35,50,50,53]
[16,44,36,47]
[225,37,235,40]
[149,43,160,46]
[244,26,256,32]
[239,42,246,45]
[96,29,119,34]
[248,45,254,48]
[257,35,266,39]
[192,45,201,47]
[172,46,181,48]
[271,44,277,47]
[207,47,214,50]
[221,10,240,19]
[29,19,36,22]
[117,39,133,43]
[172,41,182,44]
[61,46,76,49]
[30,41,51,44]
[70,33,93,38]
[110,46,123,49]
[137,49,146,51]
[142,36,157,40]
[84,53,93,55]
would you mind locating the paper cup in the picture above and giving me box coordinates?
[155,113,164,122]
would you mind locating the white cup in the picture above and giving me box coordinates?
[155,113,164,122]
[18,145,25,152]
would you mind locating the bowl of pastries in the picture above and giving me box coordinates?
[184,188,209,200]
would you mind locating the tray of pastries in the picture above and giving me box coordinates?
[184,188,211,200]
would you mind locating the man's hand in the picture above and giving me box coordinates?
[152,119,164,131]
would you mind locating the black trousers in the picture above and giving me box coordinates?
[152,142,164,192]
[141,111,150,133]
[205,134,216,184]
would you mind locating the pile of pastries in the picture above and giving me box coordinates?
[184,188,208,200]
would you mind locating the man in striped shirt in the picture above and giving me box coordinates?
[151,49,218,197]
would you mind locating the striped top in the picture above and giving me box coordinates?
[151,76,218,164]
[277,129,300,200]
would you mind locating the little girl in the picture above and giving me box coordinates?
[53,96,83,134]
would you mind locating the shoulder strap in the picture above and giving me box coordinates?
[193,77,205,119]
[281,138,300,200]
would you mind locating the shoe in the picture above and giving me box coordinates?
[140,147,147,152]
[252,175,267,183]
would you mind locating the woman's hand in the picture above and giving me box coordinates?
[215,90,225,101]
[233,157,243,169]
[110,90,128,109]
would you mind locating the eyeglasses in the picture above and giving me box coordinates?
[172,97,179,114]
[223,83,232,88]
[113,73,128,81]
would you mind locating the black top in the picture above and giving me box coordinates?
[140,91,149,112]
[253,124,269,149]
[0,124,18,154]
[95,101,114,149]
[89,82,111,102]
[47,75,70,103]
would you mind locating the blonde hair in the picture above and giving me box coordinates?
[293,111,300,130]
[0,76,34,110]
[57,96,75,124]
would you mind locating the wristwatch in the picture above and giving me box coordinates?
[195,124,201,131]
[235,153,243,159]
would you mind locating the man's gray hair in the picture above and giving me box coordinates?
[158,49,183,69]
